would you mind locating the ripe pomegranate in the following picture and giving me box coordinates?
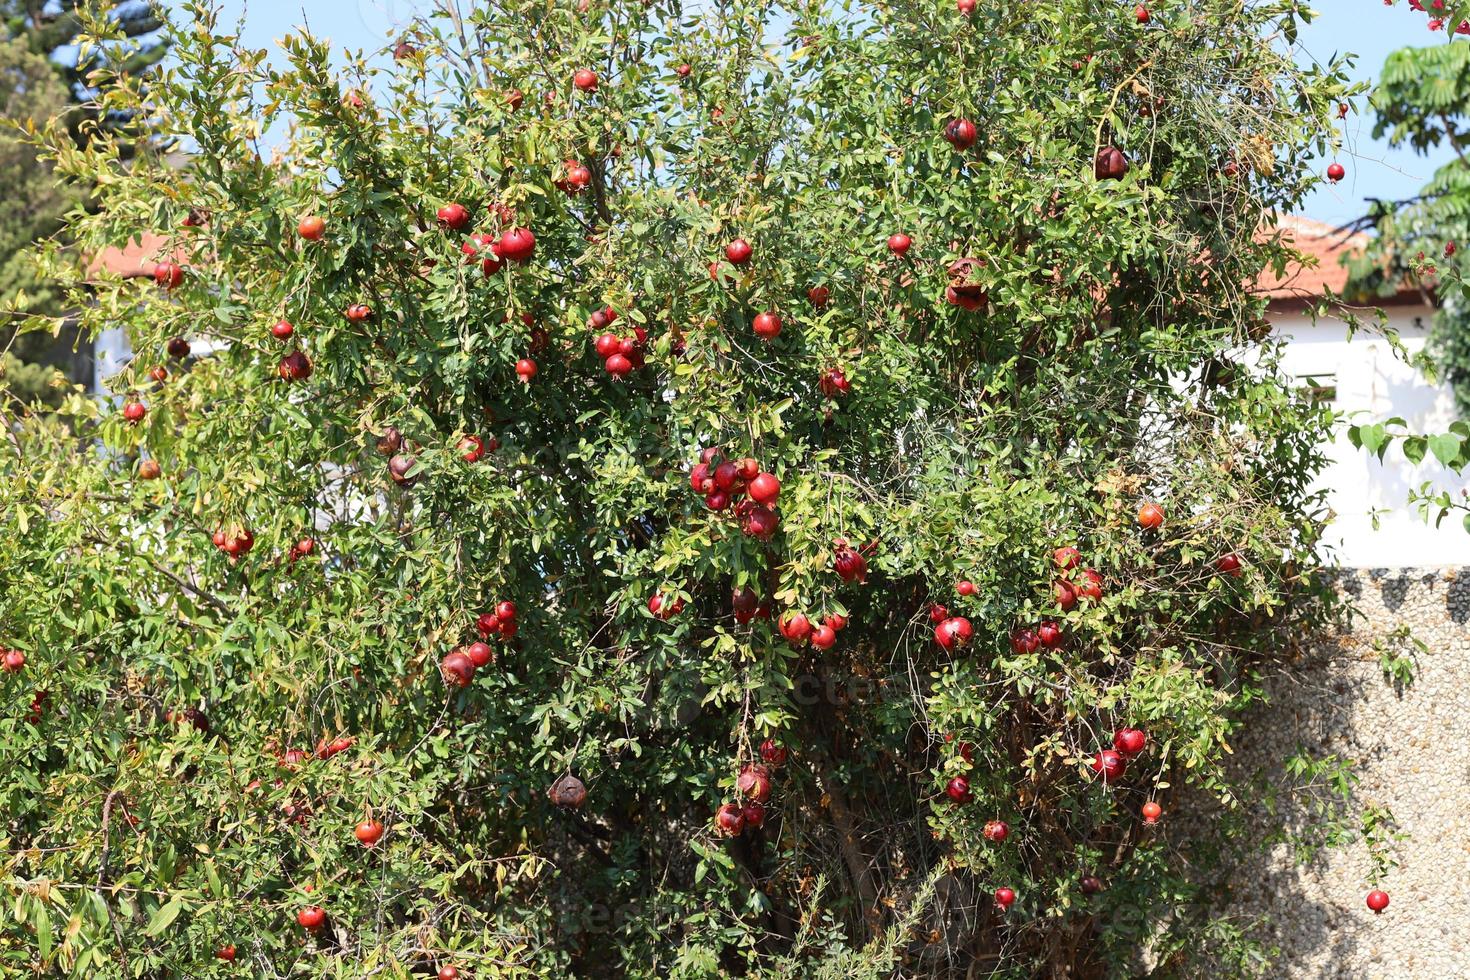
[1216,553,1243,577]
[277,351,313,382]
[945,776,972,803]
[1142,800,1162,823]
[886,233,912,256]
[375,426,403,455]
[573,68,599,91]
[1036,621,1062,648]
[272,319,294,339]
[810,624,837,649]
[1055,579,1079,611]
[1010,627,1039,654]
[1076,568,1103,601]
[944,118,977,150]
[458,435,485,462]
[153,262,184,289]
[713,461,741,491]
[648,593,685,620]
[440,651,476,687]
[1091,750,1126,782]
[741,800,766,829]
[563,162,593,192]
[807,285,830,307]
[945,257,989,310]
[1053,546,1081,570]
[297,215,326,240]
[1080,875,1104,895]
[1137,501,1164,529]
[297,905,326,931]
[995,887,1016,911]
[778,612,812,644]
[725,238,752,264]
[594,333,621,358]
[2,650,25,672]
[149,365,168,383]
[1113,728,1147,756]
[929,603,949,624]
[505,88,524,110]
[675,63,692,78]
[752,310,782,339]
[465,641,494,667]
[138,459,161,481]
[1094,146,1128,180]
[957,0,975,11]
[833,544,868,583]
[824,612,847,632]
[759,738,788,766]
[166,337,191,359]
[739,504,781,540]
[934,616,973,650]
[122,401,147,424]
[439,967,460,980]
[216,945,236,961]
[1327,162,1345,183]
[956,580,976,596]
[736,764,772,803]
[819,366,851,397]
[548,773,587,809]
[437,203,470,230]
[499,227,536,262]
[354,819,385,846]
[388,454,418,486]
[731,586,759,622]
[1366,890,1390,913]
[983,819,1009,842]
[515,358,538,381]
[345,303,372,322]
[715,802,745,836]
[748,472,780,504]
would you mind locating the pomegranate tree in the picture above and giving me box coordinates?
[0,0,1356,975]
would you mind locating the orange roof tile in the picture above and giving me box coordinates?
[85,233,173,280]
[1255,215,1419,304]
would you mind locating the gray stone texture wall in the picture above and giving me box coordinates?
[1220,567,1470,978]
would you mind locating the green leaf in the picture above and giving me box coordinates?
[33,899,51,963]
[1428,432,1464,468]
[1357,424,1389,459]
[143,895,183,937]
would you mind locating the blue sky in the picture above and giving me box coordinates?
[170,1,1453,229]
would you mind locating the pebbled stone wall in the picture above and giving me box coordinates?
[1216,567,1470,978]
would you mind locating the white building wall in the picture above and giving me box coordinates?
[93,326,132,398]
[1270,304,1470,567]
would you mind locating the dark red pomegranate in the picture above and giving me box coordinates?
[1094,145,1128,180]
[548,773,587,809]
[945,257,989,311]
